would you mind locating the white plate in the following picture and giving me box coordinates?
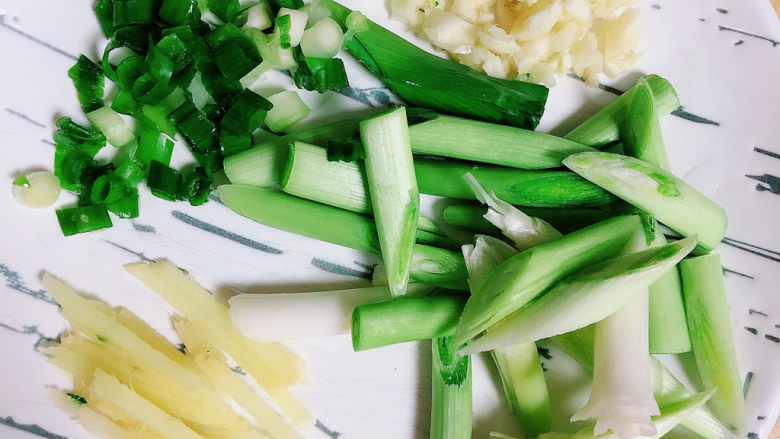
[0,1,778,438]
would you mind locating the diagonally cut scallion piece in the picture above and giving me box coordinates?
[680,253,747,436]
[564,152,727,252]
[564,74,679,147]
[442,204,616,236]
[462,236,697,354]
[454,215,642,347]
[216,185,468,289]
[223,141,285,187]
[408,112,593,169]
[416,158,616,208]
[431,335,472,439]
[360,107,419,297]
[87,107,135,148]
[351,295,465,351]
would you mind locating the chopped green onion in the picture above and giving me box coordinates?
[94,0,115,37]
[264,90,311,132]
[12,171,61,209]
[680,254,747,436]
[181,167,213,206]
[224,141,286,187]
[146,161,182,201]
[90,174,127,205]
[430,336,472,439]
[113,156,147,187]
[147,33,192,84]
[454,215,642,347]
[293,56,349,93]
[241,3,273,30]
[442,204,616,236]
[321,0,548,129]
[229,286,399,342]
[463,236,697,355]
[622,77,672,170]
[112,0,153,28]
[351,295,465,351]
[269,0,303,9]
[417,158,616,208]
[300,17,343,58]
[564,152,727,251]
[53,117,106,158]
[140,105,179,138]
[131,72,177,105]
[106,188,140,218]
[360,107,419,297]
[68,55,105,113]
[56,206,113,236]
[219,89,272,155]
[207,0,240,23]
[134,129,175,167]
[277,7,308,46]
[86,107,135,148]
[159,0,196,25]
[564,75,679,147]
[408,113,593,169]
[169,100,219,159]
[216,185,468,289]
[54,144,97,192]
[207,24,262,80]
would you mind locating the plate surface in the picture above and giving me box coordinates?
[0,1,778,438]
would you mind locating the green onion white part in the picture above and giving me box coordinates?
[277,8,308,47]
[242,3,273,31]
[680,253,747,436]
[344,10,368,41]
[87,107,135,148]
[454,215,641,347]
[228,286,398,342]
[463,173,562,251]
[430,335,472,439]
[300,17,344,58]
[464,235,551,437]
[224,141,286,187]
[571,228,659,439]
[12,171,61,208]
[462,236,697,354]
[647,227,691,354]
[622,77,672,170]
[265,91,311,133]
[360,107,419,297]
[564,152,727,252]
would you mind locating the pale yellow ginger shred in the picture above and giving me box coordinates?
[390,0,642,86]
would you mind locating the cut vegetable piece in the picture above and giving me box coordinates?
[87,107,135,148]
[282,141,370,213]
[56,206,113,236]
[443,204,616,236]
[54,116,107,157]
[463,173,562,251]
[242,3,273,30]
[68,55,105,113]
[216,185,468,289]
[492,343,551,438]
[564,75,679,147]
[680,254,747,436]
[462,236,697,354]
[621,77,671,170]
[224,141,286,187]
[409,113,593,169]
[265,91,311,132]
[182,167,213,206]
[564,152,727,251]
[351,295,465,351]
[321,0,548,129]
[124,260,312,426]
[293,55,349,92]
[146,160,183,201]
[278,7,308,46]
[12,171,61,208]
[229,286,396,342]
[300,17,343,58]
[360,107,420,297]
[175,319,304,439]
[454,215,641,346]
[42,274,204,390]
[416,158,615,208]
[135,129,175,167]
[87,369,204,439]
[648,230,691,354]
[431,336,472,439]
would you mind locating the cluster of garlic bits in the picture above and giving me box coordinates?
[390,0,642,86]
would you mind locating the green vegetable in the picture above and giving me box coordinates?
[53,117,107,158]
[408,113,593,169]
[321,0,548,129]
[415,158,615,208]
[680,253,747,436]
[442,204,616,236]
[564,152,727,251]
[106,188,140,218]
[181,167,213,206]
[56,206,113,236]
[292,55,349,93]
[224,141,286,187]
[146,160,183,201]
[351,295,465,351]
[134,129,175,167]
[264,90,311,132]
[86,107,135,148]
[360,108,419,297]
[564,74,679,147]
[462,236,697,354]
[648,229,691,354]
[216,185,468,289]
[431,336,472,439]
[492,343,551,437]
[219,89,272,155]
[454,215,641,346]
[68,55,105,113]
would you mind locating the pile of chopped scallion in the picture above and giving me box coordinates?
[34,1,747,439]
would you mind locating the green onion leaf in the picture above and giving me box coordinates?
[68,55,105,113]
[94,0,115,37]
[182,167,213,206]
[54,117,107,158]
[146,160,183,201]
[106,187,140,218]
[56,206,113,236]
[112,0,153,28]
[159,0,195,25]
[90,173,127,205]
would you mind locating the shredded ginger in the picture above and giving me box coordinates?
[389,0,641,86]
